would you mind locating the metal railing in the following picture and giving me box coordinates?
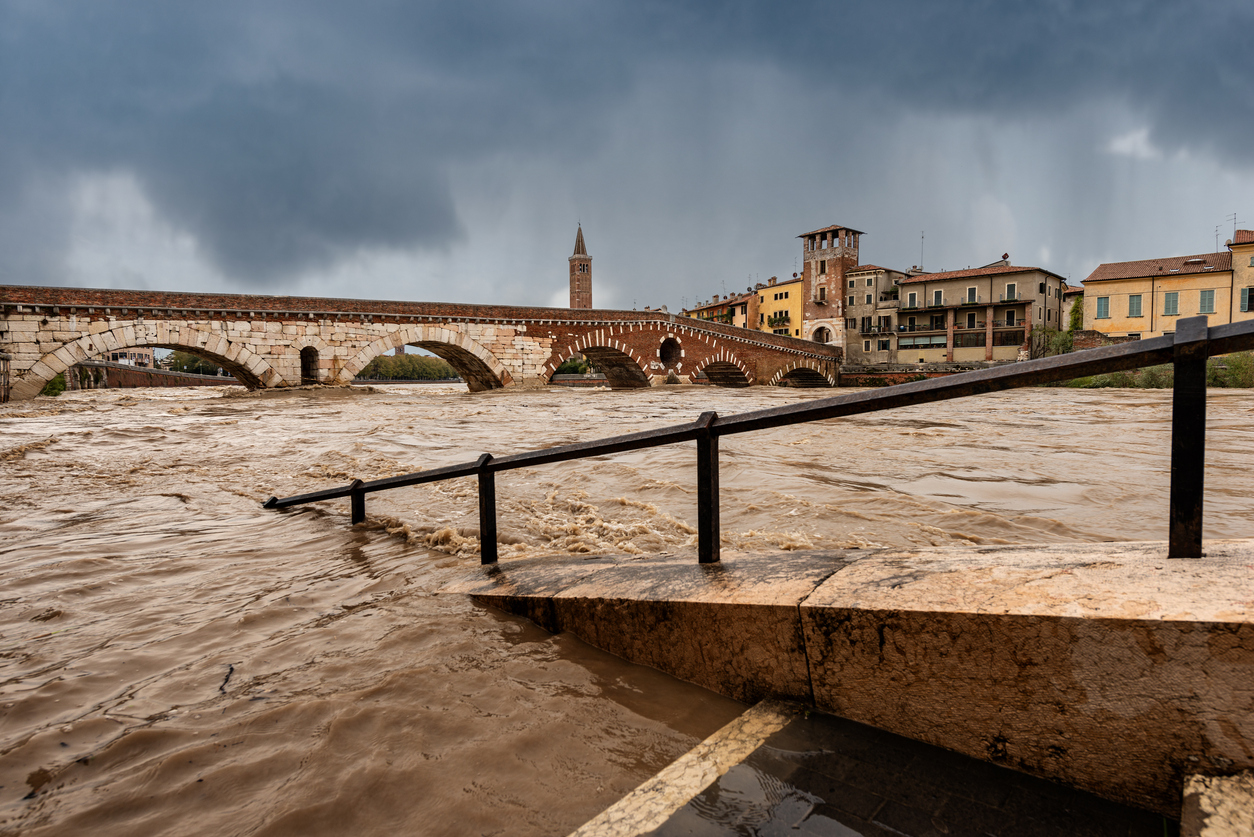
[264,316,1252,562]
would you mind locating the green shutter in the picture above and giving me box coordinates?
[1243,287,1250,313]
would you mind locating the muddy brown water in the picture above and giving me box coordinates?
[2,383,1251,835]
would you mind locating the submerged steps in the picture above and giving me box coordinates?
[443,540,1254,820]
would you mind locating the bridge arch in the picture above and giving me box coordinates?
[13,324,272,400]
[336,325,510,392]
[692,353,754,388]
[768,360,836,388]
[545,337,652,389]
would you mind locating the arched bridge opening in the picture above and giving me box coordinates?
[696,361,752,388]
[15,327,267,400]
[573,346,650,389]
[409,341,503,392]
[776,367,834,388]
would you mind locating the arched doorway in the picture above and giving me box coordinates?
[300,347,319,384]
[812,327,832,343]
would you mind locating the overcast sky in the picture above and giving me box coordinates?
[2,0,1251,311]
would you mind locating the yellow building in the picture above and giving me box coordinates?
[1083,235,1254,337]
[755,275,805,337]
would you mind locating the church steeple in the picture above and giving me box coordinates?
[569,224,592,308]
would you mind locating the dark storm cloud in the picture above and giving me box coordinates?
[1,0,1248,285]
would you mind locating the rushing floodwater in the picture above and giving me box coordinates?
[2,382,1252,835]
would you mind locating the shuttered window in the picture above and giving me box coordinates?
[1164,292,1179,316]
[1096,297,1109,319]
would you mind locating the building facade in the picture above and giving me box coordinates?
[797,225,859,345]
[842,265,909,364]
[569,225,592,309]
[1082,235,1254,338]
[893,261,1068,364]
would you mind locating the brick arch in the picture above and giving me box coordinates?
[692,350,754,388]
[336,324,510,392]
[768,359,836,388]
[12,323,270,400]
[545,334,652,389]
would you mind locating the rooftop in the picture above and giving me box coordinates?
[1232,229,1254,245]
[1084,251,1232,283]
[898,264,1063,285]
[797,224,866,238]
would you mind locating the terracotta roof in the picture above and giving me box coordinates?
[572,225,587,257]
[845,264,900,274]
[1084,251,1232,283]
[797,224,865,238]
[1063,284,1084,296]
[897,264,1063,285]
[1233,229,1254,245]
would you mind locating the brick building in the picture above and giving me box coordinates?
[569,225,592,309]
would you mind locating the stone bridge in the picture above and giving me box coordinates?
[0,285,842,401]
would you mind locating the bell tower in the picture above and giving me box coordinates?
[569,225,592,309]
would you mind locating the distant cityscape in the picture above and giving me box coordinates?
[677,224,1254,367]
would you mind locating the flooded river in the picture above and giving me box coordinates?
[2,383,1252,835]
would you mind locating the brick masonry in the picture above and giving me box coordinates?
[0,285,841,400]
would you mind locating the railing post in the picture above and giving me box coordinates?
[477,453,498,565]
[1169,317,1208,559]
[695,411,720,564]
[349,479,366,525]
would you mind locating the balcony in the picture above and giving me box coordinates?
[1000,292,1023,302]
[898,323,944,333]
[992,319,1021,328]
[926,298,949,308]
[900,301,922,311]
[953,321,987,330]
[958,295,983,306]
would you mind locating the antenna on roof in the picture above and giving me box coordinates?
[920,231,925,271]
[1216,225,1221,253]
[1227,212,1239,243]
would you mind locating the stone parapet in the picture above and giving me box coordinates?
[445,540,1254,819]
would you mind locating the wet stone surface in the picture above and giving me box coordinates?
[645,710,1176,837]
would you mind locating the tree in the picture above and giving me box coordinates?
[167,351,221,375]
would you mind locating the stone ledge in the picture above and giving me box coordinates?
[445,540,1254,818]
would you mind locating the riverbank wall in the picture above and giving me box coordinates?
[446,540,1254,820]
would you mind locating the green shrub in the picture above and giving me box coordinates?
[40,373,66,397]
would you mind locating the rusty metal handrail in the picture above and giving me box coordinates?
[264,316,1254,563]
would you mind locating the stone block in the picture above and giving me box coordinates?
[88,320,109,334]
[1182,771,1254,836]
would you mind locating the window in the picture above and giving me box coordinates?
[965,312,977,328]
[848,295,855,307]
[863,341,871,352]
[930,314,945,330]
[932,290,943,306]
[759,313,764,324]
[1039,282,1046,294]
[1005,283,1017,301]
[820,260,827,274]
[1242,288,1252,312]
[966,287,977,303]
[1096,297,1110,319]
[1199,289,1215,314]
[866,277,873,287]
[993,330,1025,346]
[848,280,855,288]
[760,295,765,303]
[1250,257,1254,267]
[1006,310,1016,326]
[865,294,873,305]
[1127,333,1141,340]
[954,332,986,348]
[898,335,947,348]
[784,291,789,299]
[1128,295,1142,317]
[877,339,890,351]
[907,292,918,308]
[740,304,747,315]
[1164,291,1179,316]
[818,286,826,301]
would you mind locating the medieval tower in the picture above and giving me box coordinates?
[569,225,592,309]
[799,224,860,344]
